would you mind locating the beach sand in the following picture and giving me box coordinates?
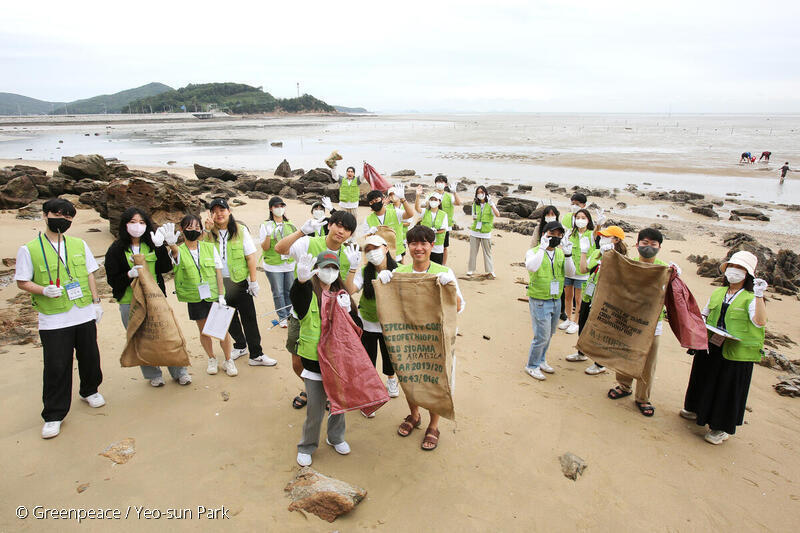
[0,160,798,532]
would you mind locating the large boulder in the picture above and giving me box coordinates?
[0,176,39,208]
[301,168,334,183]
[285,467,366,522]
[274,159,292,178]
[253,178,286,195]
[691,205,719,219]
[486,184,508,196]
[193,164,239,181]
[730,208,770,221]
[497,197,538,218]
[58,154,112,181]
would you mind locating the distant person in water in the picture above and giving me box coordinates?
[780,162,791,183]
[759,151,771,162]
[739,152,752,164]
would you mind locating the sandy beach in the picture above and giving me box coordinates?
[1,158,799,532]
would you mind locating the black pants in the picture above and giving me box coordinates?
[430,252,444,265]
[560,291,567,320]
[576,301,603,367]
[224,278,263,359]
[39,320,102,422]
[361,331,394,376]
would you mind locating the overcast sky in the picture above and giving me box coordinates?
[3,0,799,113]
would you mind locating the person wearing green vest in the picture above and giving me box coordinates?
[387,187,413,261]
[467,185,500,278]
[414,187,449,265]
[337,165,361,220]
[608,227,681,417]
[166,215,235,377]
[260,196,297,328]
[14,198,105,439]
[204,198,277,367]
[361,185,414,261]
[433,175,462,265]
[560,192,587,230]
[377,225,465,452]
[558,209,596,334]
[275,209,358,409]
[682,251,767,445]
[524,221,576,381]
[104,207,180,386]
[291,250,359,466]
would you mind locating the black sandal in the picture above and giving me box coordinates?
[636,401,655,417]
[607,386,632,400]
[292,392,307,409]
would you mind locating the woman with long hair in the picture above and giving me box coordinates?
[260,196,296,328]
[467,185,500,278]
[558,208,595,334]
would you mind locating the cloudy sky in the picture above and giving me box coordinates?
[3,0,799,113]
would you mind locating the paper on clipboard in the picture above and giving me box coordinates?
[202,303,235,340]
[705,323,741,341]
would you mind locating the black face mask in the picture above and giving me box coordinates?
[183,229,202,242]
[370,202,383,212]
[548,236,562,248]
[637,245,659,258]
[47,217,72,233]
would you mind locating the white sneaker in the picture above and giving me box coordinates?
[557,320,571,330]
[42,421,61,439]
[566,321,579,334]
[525,367,546,381]
[704,430,730,445]
[80,392,106,408]
[585,364,607,375]
[566,352,588,362]
[326,438,351,455]
[178,373,192,386]
[230,348,248,360]
[539,362,555,374]
[248,355,278,367]
[207,358,218,375]
[361,410,376,418]
[296,452,312,467]
[223,359,238,377]
[679,408,697,420]
[466,271,474,276]
[386,377,400,398]
[279,319,288,328]
[150,376,165,387]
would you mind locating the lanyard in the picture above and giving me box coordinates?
[474,203,485,219]
[545,250,556,277]
[39,232,72,286]
[186,245,205,283]
[218,230,228,262]
[724,289,743,305]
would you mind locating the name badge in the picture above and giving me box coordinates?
[585,282,596,297]
[65,281,83,301]
[198,283,212,300]
[709,333,725,347]
[550,280,560,296]
[475,221,483,230]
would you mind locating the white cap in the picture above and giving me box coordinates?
[428,192,443,201]
[364,235,388,248]
[720,250,757,277]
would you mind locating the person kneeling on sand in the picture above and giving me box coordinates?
[377,225,465,451]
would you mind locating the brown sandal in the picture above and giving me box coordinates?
[421,427,440,451]
[397,414,422,437]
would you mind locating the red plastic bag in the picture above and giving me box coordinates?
[665,270,709,350]
[363,162,392,192]
[317,289,389,416]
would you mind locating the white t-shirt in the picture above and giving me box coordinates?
[352,268,383,333]
[212,227,257,279]
[259,221,295,273]
[420,209,449,253]
[15,238,100,330]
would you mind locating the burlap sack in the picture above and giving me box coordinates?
[576,251,670,379]
[373,273,458,420]
[376,226,397,258]
[120,255,191,368]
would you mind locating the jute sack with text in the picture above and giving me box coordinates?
[120,254,191,367]
[373,273,457,420]
[576,251,669,379]
[376,226,397,258]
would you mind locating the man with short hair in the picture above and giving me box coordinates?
[337,166,361,220]
[361,185,414,261]
[561,193,587,230]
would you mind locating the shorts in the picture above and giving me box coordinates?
[188,300,213,321]
[443,231,450,248]
[286,315,300,355]
[563,277,587,289]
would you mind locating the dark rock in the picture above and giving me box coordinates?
[493,220,538,236]
[691,205,719,219]
[605,219,637,233]
[270,141,283,147]
[774,376,800,397]
[551,187,567,194]
[499,212,522,220]
[486,184,508,196]
[731,208,769,221]
[279,186,297,199]
[301,168,334,183]
[559,452,587,481]
[325,184,341,203]
[245,191,269,200]
[274,159,292,178]
[517,184,533,192]
[233,177,257,192]
[285,467,366,523]
[253,178,286,195]
[391,169,416,176]
[193,163,238,182]
[72,179,105,194]
[0,176,39,208]
[545,182,560,190]
[289,168,305,177]
[287,180,305,194]
[616,202,627,209]
[729,214,741,221]
[462,203,473,215]
[58,154,111,181]
[297,193,322,205]
[711,200,724,207]
[15,201,44,220]
[497,196,538,218]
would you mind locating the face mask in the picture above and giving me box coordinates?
[127,222,146,238]
[476,193,486,201]
[571,204,580,213]
[183,229,202,241]
[436,182,446,190]
[47,217,72,233]
[312,210,325,221]
[370,202,383,212]
[272,207,285,217]
[544,215,556,223]
[548,236,562,248]
[725,268,746,284]
[575,218,588,229]
[637,245,659,259]
[599,237,613,248]
[429,200,440,209]
[317,268,339,285]
[366,249,385,265]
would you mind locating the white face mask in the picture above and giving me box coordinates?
[476,193,486,201]
[317,268,339,285]
[574,218,588,229]
[312,210,325,221]
[436,182,446,190]
[571,204,580,213]
[127,222,146,238]
[272,207,285,217]
[544,215,556,223]
[599,237,613,248]
[366,249,385,265]
[429,200,440,209]
[725,268,747,284]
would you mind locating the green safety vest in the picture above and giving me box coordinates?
[204,224,250,283]
[441,192,455,223]
[174,242,221,303]
[306,235,350,280]
[120,241,158,304]
[297,291,321,361]
[357,265,379,323]
[26,234,93,315]
[527,245,566,300]
[706,287,765,362]
[394,262,450,275]
[471,202,494,234]
[582,250,603,304]
[421,209,447,246]
[367,208,406,255]
[261,220,297,266]
[339,177,360,203]
[567,229,595,275]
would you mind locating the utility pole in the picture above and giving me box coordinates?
[297,82,300,98]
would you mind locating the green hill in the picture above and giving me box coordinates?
[0,93,64,115]
[122,83,335,114]
[0,82,173,115]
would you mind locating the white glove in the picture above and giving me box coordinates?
[262,223,274,239]
[488,196,496,207]
[562,239,573,255]
[336,293,351,311]
[451,181,459,193]
[540,234,550,249]
[394,183,405,199]
[321,196,333,211]
[595,207,607,226]
[247,280,260,297]
[150,227,165,247]
[668,262,682,276]
[377,270,394,284]
[579,236,591,254]
[344,243,361,267]
[93,303,103,324]
[218,295,227,306]
[395,254,403,262]
[437,270,456,286]
[127,265,143,279]
[600,242,614,253]
[366,226,378,235]
[753,278,768,298]
[161,223,180,246]
[42,284,64,298]
[301,218,325,235]
[296,253,318,283]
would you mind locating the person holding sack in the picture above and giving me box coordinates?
[166,215,236,377]
[260,196,296,329]
[681,251,767,445]
[524,221,576,381]
[467,185,500,278]
[361,184,414,261]
[14,198,105,439]
[104,207,182,386]
[414,187,449,265]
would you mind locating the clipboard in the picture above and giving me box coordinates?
[705,323,741,341]
[202,303,236,340]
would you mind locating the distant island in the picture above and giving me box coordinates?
[333,105,371,114]
[0,82,173,115]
